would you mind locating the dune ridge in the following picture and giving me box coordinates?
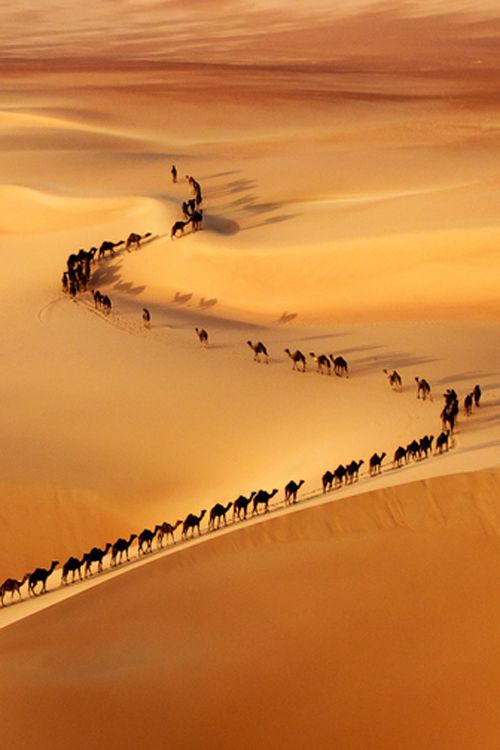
[1,467,500,749]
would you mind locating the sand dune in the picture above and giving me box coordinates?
[1,469,500,750]
[1,10,500,746]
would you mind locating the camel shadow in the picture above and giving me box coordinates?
[276,312,298,324]
[173,292,193,305]
[433,371,496,387]
[202,170,240,180]
[204,215,240,235]
[199,297,218,309]
[113,281,146,296]
[351,352,437,377]
[244,213,300,230]
[226,179,257,193]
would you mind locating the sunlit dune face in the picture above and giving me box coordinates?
[1,1,500,70]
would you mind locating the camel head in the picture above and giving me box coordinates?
[270,489,278,498]
[129,534,137,543]
[199,509,207,520]
[298,480,305,488]
[381,453,387,460]
[226,502,233,511]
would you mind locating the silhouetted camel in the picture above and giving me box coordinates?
[464,393,473,416]
[233,492,256,520]
[284,479,304,505]
[138,528,158,555]
[369,452,386,476]
[195,327,208,347]
[111,534,137,566]
[101,295,112,314]
[92,289,102,308]
[383,369,402,391]
[157,520,182,547]
[84,543,112,576]
[322,470,334,493]
[473,384,481,407]
[171,164,177,183]
[126,232,152,251]
[310,353,331,375]
[252,489,278,514]
[247,341,269,363]
[0,574,29,606]
[406,440,420,462]
[393,446,407,468]
[62,556,84,585]
[284,348,306,372]
[28,561,59,596]
[441,402,458,433]
[334,464,347,487]
[182,510,207,539]
[143,308,151,327]
[99,240,124,259]
[435,430,450,453]
[419,435,434,458]
[171,219,191,239]
[330,355,348,378]
[346,459,364,482]
[415,377,432,400]
[209,502,233,530]
[191,210,203,231]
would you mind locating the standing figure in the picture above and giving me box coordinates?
[171,164,178,183]
[473,384,482,407]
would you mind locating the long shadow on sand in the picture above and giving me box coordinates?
[350,352,437,377]
[90,261,146,297]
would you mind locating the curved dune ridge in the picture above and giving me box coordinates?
[1,468,500,750]
[0,185,171,234]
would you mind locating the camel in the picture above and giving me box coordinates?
[435,430,450,453]
[464,393,473,416]
[156,520,183,547]
[406,440,421,462]
[247,341,269,363]
[28,561,59,596]
[369,452,386,476]
[284,479,304,505]
[171,219,191,239]
[0,574,29,606]
[322,470,334,493]
[182,200,196,219]
[310,353,331,375]
[84,543,112,576]
[62,556,84,585]
[284,348,306,372]
[233,492,256,520]
[415,377,432,401]
[346,459,364,482]
[182,510,207,539]
[208,502,233,530]
[101,295,112,314]
[138,527,158,555]
[126,232,152,251]
[441,402,458,433]
[92,289,102,308]
[142,308,151,327]
[393,446,407,468]
[473,384,481,407]
[383,369,402,392]
[330,355,348,378]
[195,327,209,347]
[111,534,137,566]
[419,435,434,458]
[333,464,347,487]
[98,240,124,259]
[191,210,203,231]
[171,164,177,183]
[252,489,278,514]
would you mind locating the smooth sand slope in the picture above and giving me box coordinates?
[1,469,500,750]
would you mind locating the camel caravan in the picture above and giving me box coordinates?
[0,378,484,609]
[171,174,204,239]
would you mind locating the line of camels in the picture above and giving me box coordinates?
[3,388,485,608]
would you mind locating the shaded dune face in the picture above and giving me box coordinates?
[1,470,500,750]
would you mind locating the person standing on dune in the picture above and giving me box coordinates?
[171,164,177,184]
